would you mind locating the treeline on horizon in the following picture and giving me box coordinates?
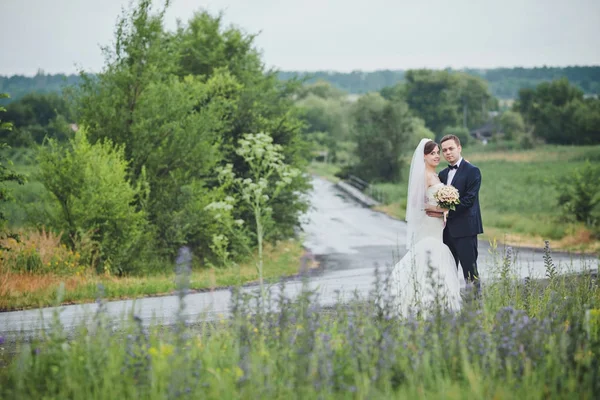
[1,66,599,103]
[280,66,600,98]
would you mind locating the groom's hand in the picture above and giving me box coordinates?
[426,211,443,218]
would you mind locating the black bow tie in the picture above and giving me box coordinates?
[448,164,458,170]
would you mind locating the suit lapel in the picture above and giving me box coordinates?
[450,161,468,187]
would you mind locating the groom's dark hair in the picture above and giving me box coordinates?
[440,134,461,147]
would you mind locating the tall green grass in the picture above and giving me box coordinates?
[471,145,600,241]
[370,145,600,249]
[1,246,599,398]
[4,147,56,228]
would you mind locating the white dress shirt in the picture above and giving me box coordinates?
[447,157,463,186]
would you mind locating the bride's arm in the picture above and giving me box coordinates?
[425,204,447,212]
[426,210,444,218]
[425,173,446,215]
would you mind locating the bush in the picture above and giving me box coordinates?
[36,128,151,275]
[351,95,414,182]
[498,111,526,141]
[442,125,471,147]
[0,228,86,275]
[408,117,436,149]
[519,132,536,149]
[555,160,600,226]
[1,93,27,239]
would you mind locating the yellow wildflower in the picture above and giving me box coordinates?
[235,367,244,379]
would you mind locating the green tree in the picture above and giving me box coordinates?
[81,71,243,260]
[442,126,472,147]
[351,94,414,182]
[296,93,351,161]
[513,87,536,125]
[174,10,310,243]
[296,80,346,100]
[408,117,436,149]
[513,78,600,145]
[77,0,176,155]
[4,92,73,128]
[1,92,74,146]
[36,128,150,275]
[297,95,338,134]
[175,10,261,81]
[556,161,600,226]
[498,111,526,140]
[75,0,309,263]
[572,98,600,145]
[0,93,26,239]
[380,82,407,103]
[76,0,206,259]
[0,94,13,133]
[404,70,460,136]
[453,73,494,130]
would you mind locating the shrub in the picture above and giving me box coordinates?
[442,125,471,147]
[556,161,600,226]
[0,228,87,276]
[36,128,151,275]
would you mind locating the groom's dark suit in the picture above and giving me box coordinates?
[438,159,483,284]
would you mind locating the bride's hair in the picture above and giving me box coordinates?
[423,140,438,155]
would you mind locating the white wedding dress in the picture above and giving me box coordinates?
[385,182,462,317]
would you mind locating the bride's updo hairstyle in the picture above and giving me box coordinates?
[423,140,439,155]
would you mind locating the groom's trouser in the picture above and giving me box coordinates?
[443,229,479,285]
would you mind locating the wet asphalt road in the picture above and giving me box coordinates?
[1,177,597,340]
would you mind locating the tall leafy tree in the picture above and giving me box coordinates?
[173,10,310,242]
[77,0,176,159]
[514,78,599,144]
[573,98,600,145]
[4,92,72,128]
[380,82,407,103]
[2,92,74,146]
[351,94,414,182]
[0,93,26,238]
[75,0,309,262]
[75,1,245,259]
[296,80,346,100]
[404,70,460,136]
[453,72,495,129]
[296,91,351,161]
[498,111,526,140]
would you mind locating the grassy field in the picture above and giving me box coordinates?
[1,250,599,398]
[310,144,600,253]
[3,148,49,228]
[0,239,307,312]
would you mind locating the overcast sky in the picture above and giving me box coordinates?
[1,0,599,76]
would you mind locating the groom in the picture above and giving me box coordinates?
[429,134,483,288]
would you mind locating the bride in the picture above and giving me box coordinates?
[384,138,462,316]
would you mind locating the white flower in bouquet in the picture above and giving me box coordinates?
[434,185,460,211]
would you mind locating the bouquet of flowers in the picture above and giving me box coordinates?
[433,185,460,224]
[433,185,460,211]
